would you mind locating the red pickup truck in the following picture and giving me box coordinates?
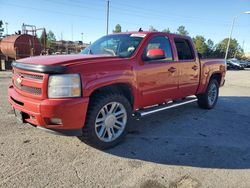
[8,32,226,149]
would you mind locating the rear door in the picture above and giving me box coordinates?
[174,38,200,97]
[137,35,179,107]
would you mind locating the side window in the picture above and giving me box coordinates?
[143,36,173,61]
[174,38,194,60]
[99,38,119,55]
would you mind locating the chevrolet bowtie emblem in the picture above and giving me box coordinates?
[16,77,22,84]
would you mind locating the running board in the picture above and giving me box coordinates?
[136,97,198,117]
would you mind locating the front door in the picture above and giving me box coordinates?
[137,35,179,108]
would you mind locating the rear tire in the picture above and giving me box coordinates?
[78,92,132,150]
[197,79,219,109]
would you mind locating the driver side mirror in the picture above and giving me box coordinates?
[146,49,166,60]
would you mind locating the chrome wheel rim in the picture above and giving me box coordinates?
[208,83,217,106]
[95,102,127,142]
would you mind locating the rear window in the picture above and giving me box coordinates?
[174,38,194,60]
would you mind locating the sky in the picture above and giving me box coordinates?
[1,0,250,52]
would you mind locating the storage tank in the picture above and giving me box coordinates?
[0,34,42,59]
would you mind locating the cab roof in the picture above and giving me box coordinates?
[108,31,191,39]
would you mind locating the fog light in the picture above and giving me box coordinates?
[50,118,62,125]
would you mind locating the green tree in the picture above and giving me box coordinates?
[39,30,56,49]
[39,29,47,48]
[207,39,214,50]
[46,30,56,48]
[215,38,243,59]
[113,24,121,33]
[0,20,4,38]
[177,25,189,35]
[149,26,158,32]
[162,28,171,33]
[206,39,215,57]
[193,35,208,56]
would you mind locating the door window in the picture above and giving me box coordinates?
[143,36,173,61]
[174,38,195,60]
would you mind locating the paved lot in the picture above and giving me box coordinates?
[0,69,250,188]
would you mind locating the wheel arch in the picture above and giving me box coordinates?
[87,82,135,109]
[209,72,222,85]
[197,71,222,94]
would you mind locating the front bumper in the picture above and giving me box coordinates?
[8,85,89,136]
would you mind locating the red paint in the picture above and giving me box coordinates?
[146,48,165,59]
[8,32,226,133]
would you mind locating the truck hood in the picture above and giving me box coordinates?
[18,54,121,66]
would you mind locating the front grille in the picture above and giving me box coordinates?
[13,68,46,98]
[14,80,42,95]
[14,69,44,81]
[17,72,43,81]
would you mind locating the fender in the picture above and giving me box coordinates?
[84,73,139,110]
[197,67,222,94]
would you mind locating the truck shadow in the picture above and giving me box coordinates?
[107,96,250,169]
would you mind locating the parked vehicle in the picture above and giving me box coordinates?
[226,60,244,70]
[233,59,248,68]
[239,60,250,68]
[8,32,226,149]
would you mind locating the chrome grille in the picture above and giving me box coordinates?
[14,80,42,95]
[16,72,43,81]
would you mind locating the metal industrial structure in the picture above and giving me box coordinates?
[0,23,45,59]
[0,23,87,70]
[0,34,42,59]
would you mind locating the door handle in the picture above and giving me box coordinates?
[168,67,176,73]
[192,65,198,70]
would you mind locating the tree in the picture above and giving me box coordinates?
[162,28,171,33]
[46,30,56,48]
[207,39,214,50]
[215,38,243,59]
[177,25,189,36]
[0,20,4,38]
[193,35,209,57]
[113,24,121,33]
[206,39,215,57]
[149,26,158,32]
[192,36,217,58]
[39,29,47,48]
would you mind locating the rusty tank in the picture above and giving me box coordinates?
[0,34,42,59]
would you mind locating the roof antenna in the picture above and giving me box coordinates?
[138,28,143,32]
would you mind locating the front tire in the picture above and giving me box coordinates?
[197,79,219,109]
[78,92,132,150]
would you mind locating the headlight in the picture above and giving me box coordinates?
[48,74,81,98]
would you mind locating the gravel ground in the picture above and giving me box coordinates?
[0,69,250,188]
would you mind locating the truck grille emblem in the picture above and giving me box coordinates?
[16,77,23,85]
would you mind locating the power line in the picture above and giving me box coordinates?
[1,1,249,41]
[3,1,249,29]
[1,2,104,22]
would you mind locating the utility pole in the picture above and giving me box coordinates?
[106,0,110,35]
[71,24,73,41]
[225,11,250,60]
[242,40,245,52]
[5,22,8,35]
[81,32,84,42]
[225,17,236,60]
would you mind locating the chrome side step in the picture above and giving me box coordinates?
[136,97,198,117]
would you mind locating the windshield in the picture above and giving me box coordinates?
[81,34,145,58]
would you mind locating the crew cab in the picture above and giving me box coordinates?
[8,32,226,149]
